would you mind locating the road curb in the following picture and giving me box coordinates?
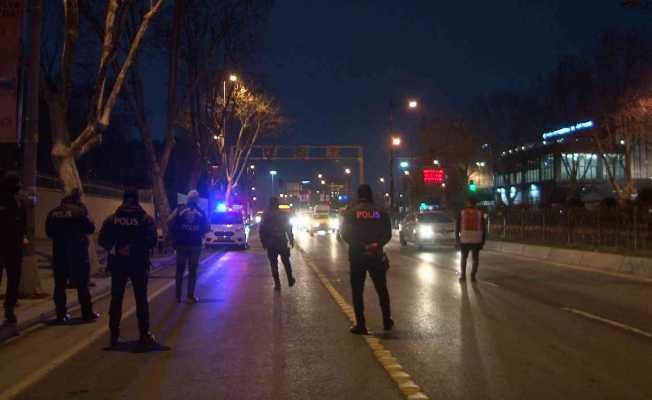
[486,240,652,280]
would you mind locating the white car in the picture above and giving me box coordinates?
[204,211,249,249]
[399,211,455,249]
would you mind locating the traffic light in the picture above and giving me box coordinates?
[468,180,477,192]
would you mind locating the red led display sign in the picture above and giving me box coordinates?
[423,168,445,184]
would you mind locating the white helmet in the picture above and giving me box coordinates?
[186,190,200,205]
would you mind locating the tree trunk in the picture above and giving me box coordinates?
[188,155,202,192]
[224,178,233,205]
[19,0,45,297]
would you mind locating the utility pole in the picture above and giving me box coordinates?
[19,0,44,296]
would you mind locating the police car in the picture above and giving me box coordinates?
[204,211,249,249]
[399,211,455,249]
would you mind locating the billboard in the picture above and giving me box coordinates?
[0,0,23,143]
[423,168,445,184]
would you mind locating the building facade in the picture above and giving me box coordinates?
[492,120,652,206]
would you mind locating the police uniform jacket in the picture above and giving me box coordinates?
[169,204,209,248]
[99,203,157,267]
[46,198,95,266]
[0,193,26,257]
[340,200,392,261]
[259,209,293,250]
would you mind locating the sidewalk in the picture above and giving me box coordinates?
[0,240,177,343]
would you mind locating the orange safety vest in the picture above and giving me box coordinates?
[459,208,483,244]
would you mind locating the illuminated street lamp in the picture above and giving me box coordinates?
[433,159,440,165]
[320,180,326,185]
[392,136,401,147]
[251,186,256,191]
[379,177,385,183]
[408,99,419,109]
[403,170,410,176]
[249,164,255,170]
[399,161,409,169]
[229,74,238,82]
[269,170,278,195]
[317,173,323,179]
[344,168,351,175]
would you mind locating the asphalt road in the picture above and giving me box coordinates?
[2,231,652,399]
[0,236,401,400]
[299,232,652,400]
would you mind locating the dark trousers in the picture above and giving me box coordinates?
[460,244,481,277]
[267,247,293,285]
[109,265,149,336]
[176,247,201,299]
[53,260,93,318]
[350,261,391,328]
[0,252,21,318]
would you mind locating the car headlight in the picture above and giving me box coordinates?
[329,218,340,229]
[418,224,434,238]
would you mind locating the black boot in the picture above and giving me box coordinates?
[83,312,100,323]
[349,325,368,335]
[383,318,394,331]
[4,309,17,325]
[139,332,158,347]
[55,313,72,324]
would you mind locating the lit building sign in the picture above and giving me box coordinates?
[542,121,594,140]
[423,168,445,185]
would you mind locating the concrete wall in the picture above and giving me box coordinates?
[35,187,155,239]
[486,240,652,279]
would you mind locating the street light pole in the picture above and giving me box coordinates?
[269,170,277,196]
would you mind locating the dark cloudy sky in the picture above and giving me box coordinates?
[247,0,651,191]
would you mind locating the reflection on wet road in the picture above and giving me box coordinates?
[298,231,652,400]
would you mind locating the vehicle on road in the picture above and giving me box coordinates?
[205,211,249,249]
[310,204,337,235]
[399,211,455,249]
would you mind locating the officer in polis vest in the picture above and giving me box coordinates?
[99,189,158,348]
[168,190,209,303]
[340,184,393,335]
[455,197,487,282]
[45,188,98,323]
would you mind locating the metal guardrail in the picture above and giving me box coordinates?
[488,207,652,251]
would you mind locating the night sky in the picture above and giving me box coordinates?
[244,0,651,195]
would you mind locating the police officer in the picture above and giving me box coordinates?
[169,190,208,304]
[99,188,158,348]
[340,184,393,335]
[455,197,487,281]
[45,188,99,323]
[259,197,295,291]
[0,172,26,325]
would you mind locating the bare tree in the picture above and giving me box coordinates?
[41,0,164,193]
[217,85,280,204]
[40,1,164,271]
[590,32,652,204]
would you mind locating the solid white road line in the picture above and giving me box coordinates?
[562,307,652,339]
